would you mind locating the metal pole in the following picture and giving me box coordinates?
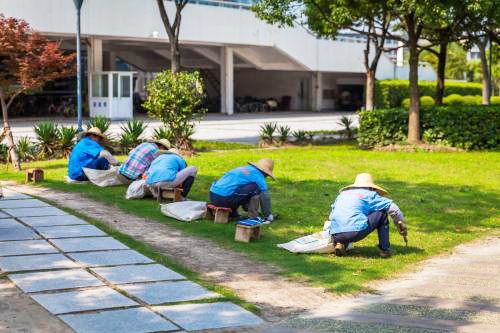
[76,6,82,131]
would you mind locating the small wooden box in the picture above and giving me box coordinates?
[206,204,232,224]
[158,188,183,203]
[235,224,261,243]
[26,168,44,183]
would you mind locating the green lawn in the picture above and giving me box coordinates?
[1,144,499,294]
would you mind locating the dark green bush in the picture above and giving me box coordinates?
[375,80,483,108]
[358,105,500,150]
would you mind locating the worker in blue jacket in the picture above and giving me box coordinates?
[210,158,275,223]
[145,148,197,200]
[329,173,408,258]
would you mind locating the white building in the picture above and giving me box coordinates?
[0,0,435,117]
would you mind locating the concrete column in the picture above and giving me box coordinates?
[88,37,103,72]
[220,46,234,115]
[313,72,323,111]
[106,51,117,71]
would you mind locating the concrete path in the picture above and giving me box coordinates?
[8,111,357,143]
[0,188,263,333]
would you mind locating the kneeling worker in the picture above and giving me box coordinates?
[145,148,197,200]
[329,173,407,258]
[119,139,171,181]
[209,158,275,223]
[68,127,119,181]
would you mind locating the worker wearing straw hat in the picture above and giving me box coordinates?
[67,127,119,181]
[328,173,407,258]
[209,158,275,223]
[119,139,171,181]
[145,148,198,200]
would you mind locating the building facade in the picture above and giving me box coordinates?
[1,0,436,117]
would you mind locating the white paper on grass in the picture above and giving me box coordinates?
[83,167,128,187]
[277,221,334,254]
[161,201,207,222]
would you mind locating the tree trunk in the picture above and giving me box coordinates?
[170,37,181,74]
[435,38,448,105]
[406,17,421,144]
[365,69,376,111]
[0,89,21,170]
[478,39,491,105]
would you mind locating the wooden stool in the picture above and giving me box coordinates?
[206,204,232,224]
[158,187,183,203]
[26,168,44,183]
[235,224,261,243]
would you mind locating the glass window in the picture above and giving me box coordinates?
[121,75,131,97]
[101,74,109,97]
[92,74,100,97]
[113,74,119,97]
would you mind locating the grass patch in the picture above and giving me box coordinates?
[193,140,255,151]
[1,144,499,294]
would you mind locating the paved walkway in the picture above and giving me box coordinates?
[0,188,262,333]
[8,111,357,143]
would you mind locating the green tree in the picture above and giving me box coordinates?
[420,43,469,80]
[143,70,207,151]
[253,0,395,111]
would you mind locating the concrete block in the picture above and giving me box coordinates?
[0,253,79,272]
[9,269,104,292]
[0,199,49,209]
[51,237,129,252]
[91,264,184,285]
[4,207,67,218]
[67,250,154,267]
[19,215,88,228]
[36,225,106,239]
[0,240,58,257]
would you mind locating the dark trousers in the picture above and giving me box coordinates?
[75,157,110,181]
[181,176,195,197]
[333,211,390,251]
[209,183,260,217]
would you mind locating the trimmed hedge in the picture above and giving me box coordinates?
[358,105,500,150]
[375,80,483,108]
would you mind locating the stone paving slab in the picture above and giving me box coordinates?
[20,215,89,228]
[0,211,9,218]
[0,253,79,272]
[0,225,40,242]
[0,218,23,228]
[154,302,264,331]
[36,225,107,239]
[0,190,31,200]
[31,286,138,315]
[51,237,129,252]
[0,199,49,209]
[3,207,68,218]
[118,280,220,305]
[66,250,154,267]
[9,269,105,293]
[91,264,185,285]
[0,240,58,257]
[58,307,179,333]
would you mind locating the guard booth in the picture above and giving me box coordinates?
[89,71,135,120]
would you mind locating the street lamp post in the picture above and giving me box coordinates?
[73,0,84,131]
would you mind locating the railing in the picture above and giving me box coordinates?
[168,0,255,10]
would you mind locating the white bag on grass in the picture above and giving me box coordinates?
[277,221,334,254]
[126,179,148,199]
[161,201,207,222]
[83,166,129,187]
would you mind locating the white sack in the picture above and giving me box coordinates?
[65,176,89,184]
[161,201,207,222]
[83,166,128,187]
[126,179,148,199]
[277,221,334,254]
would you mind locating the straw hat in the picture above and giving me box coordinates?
[148,139,171,150]
[167,148,182,156]
[340,173,387,196]
[79,127,107,141]
[249,158,275,180]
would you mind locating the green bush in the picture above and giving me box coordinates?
[358,105,500,150]
[401,96,435,109]
[443,94,481,106]
[491,96,500,105]
[143,70,207,151]
[375,80,483,108]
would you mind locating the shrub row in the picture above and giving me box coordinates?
[401,95,500,108]
[375,80,483,108]
[358,105,500,150]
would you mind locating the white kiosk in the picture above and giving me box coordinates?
[89,71,135,120]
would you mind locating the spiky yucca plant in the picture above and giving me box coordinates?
[58,126,78,158]
[34,121,60,159]
[86,116,111,135]
[120,119,147,149]
[16,136,36,162]
[277,125,291,145]
[152,126,174,143]
[259,122,277,145]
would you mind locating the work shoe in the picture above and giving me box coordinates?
[335,243,346,257]
[379,249,392,258]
